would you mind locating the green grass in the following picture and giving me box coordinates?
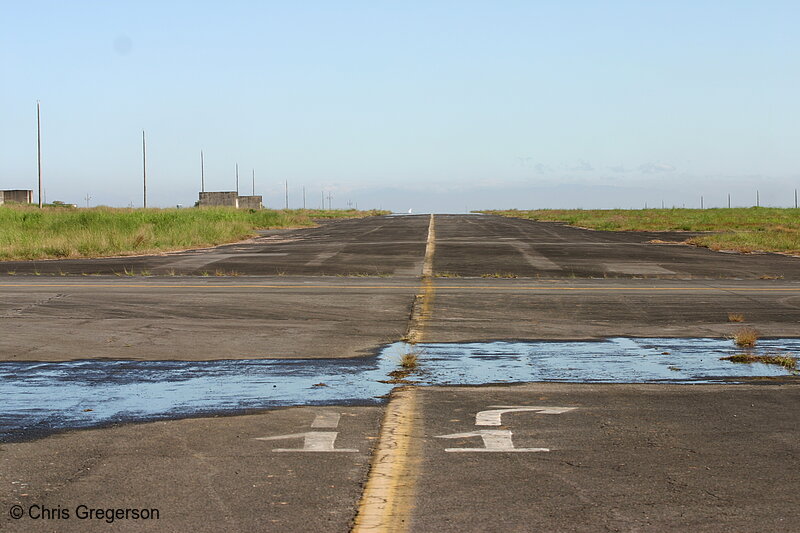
[285,208,389,219]
[0,205,387,261]
[434,271,462,278]
[720,352,797,370]
[481,272,519,278]
[479,208,800,254]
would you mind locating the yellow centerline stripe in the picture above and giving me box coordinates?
[353,215,435,532]
[406,216,436,343]
[421,214,436,279]
[352,388,419,533]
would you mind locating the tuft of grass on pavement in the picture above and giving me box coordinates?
[434,271,462,278]
[733,327,759,347]
[400,351,419,369]
[721,352,797,370]
[481,272,519,278]
[381,348,423,384]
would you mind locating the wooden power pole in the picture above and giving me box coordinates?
[37,101,43,208]
[142,130,147,208]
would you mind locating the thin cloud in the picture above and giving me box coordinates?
[639,162,676,173]
[569,159,594,172]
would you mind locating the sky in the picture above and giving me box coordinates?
[2,1,799,212]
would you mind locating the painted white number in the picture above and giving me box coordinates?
[435,405,577,452]
[436,430,549,452]
[475,406,576,426]
[255,431,358,452]
[254,411,357,452]
[311,412,341,428]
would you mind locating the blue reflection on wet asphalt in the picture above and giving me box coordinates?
[1,337,797,441]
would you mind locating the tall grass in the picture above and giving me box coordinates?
[0,206,385,260]
[480,208,800,254]
[283,208,388,219]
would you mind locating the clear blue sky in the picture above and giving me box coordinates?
[2,1,799,211]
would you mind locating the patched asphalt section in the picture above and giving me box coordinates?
[433,214,800,280]
[0,215,429,277]
[0,406,382,533]
[410,383,800,532]
[424,278,800,341]
[0,278,417,361]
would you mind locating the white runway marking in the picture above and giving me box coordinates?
[436,430,549,452]
[509,243,563,271]
[311,412,341,428]
[305,250,340,266]
[255,431,358,452]
[603,262,674,275]
[476,406,577,426]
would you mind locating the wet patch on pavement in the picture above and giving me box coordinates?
[411,337,799,385]
[2,337,798,442]
[0,356,391,442]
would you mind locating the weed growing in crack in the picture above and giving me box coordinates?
[733,327,759,348]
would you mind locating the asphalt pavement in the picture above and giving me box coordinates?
[1,213,799,532]
[1,406,382,533]
[432,214,800,280]
[410,383,800,532]
[0,278,417,361]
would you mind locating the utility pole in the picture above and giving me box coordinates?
[200,150,205,192]
[37,101,43,208]
[284,180,288,209]
[235,163,239,195]
[142,130,147,208]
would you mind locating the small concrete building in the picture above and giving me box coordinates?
[237,195,263,209]
[197,191,262,209]
[198,191,239,207]
[0,190,33,205]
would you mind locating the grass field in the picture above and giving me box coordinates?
[480,208,800,255]
[0,206,387,261]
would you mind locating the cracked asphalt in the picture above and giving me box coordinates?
[1,214,798,532]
